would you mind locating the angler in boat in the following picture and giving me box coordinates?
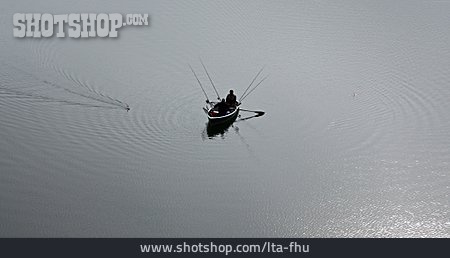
[189,60,266,124]
[215,98,229,116]
[205,97,239,124]
[226,89,238,107]
[207,90,240,120]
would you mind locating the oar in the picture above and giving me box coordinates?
[240,108,265,116]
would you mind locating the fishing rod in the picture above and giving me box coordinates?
[240,74,269,102]
[240,66,264,102]
[189,64,210,102]
[200,58,221,100]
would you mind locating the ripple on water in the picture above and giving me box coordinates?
[326,49,450,161]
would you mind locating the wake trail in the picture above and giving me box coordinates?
[0,62,130,111]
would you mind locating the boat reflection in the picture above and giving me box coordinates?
[206,119,235,138]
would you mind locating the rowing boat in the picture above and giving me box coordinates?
[189,61,265,126]
[203,102,240,124]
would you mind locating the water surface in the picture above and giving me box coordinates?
[0,0,449,237]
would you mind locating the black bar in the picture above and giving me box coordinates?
[0,238,447,258]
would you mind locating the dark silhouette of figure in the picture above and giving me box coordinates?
[226,90,238,107]
[216,98,229,116]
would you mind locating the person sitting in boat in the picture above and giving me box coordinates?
[215,98,229,116]
[226,90,238,107]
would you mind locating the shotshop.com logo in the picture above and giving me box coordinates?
[13,13,149,38]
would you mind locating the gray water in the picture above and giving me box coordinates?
[1,0,449,237]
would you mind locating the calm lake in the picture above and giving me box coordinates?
[0,0,449,237]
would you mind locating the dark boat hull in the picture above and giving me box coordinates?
[205,107,239,125]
